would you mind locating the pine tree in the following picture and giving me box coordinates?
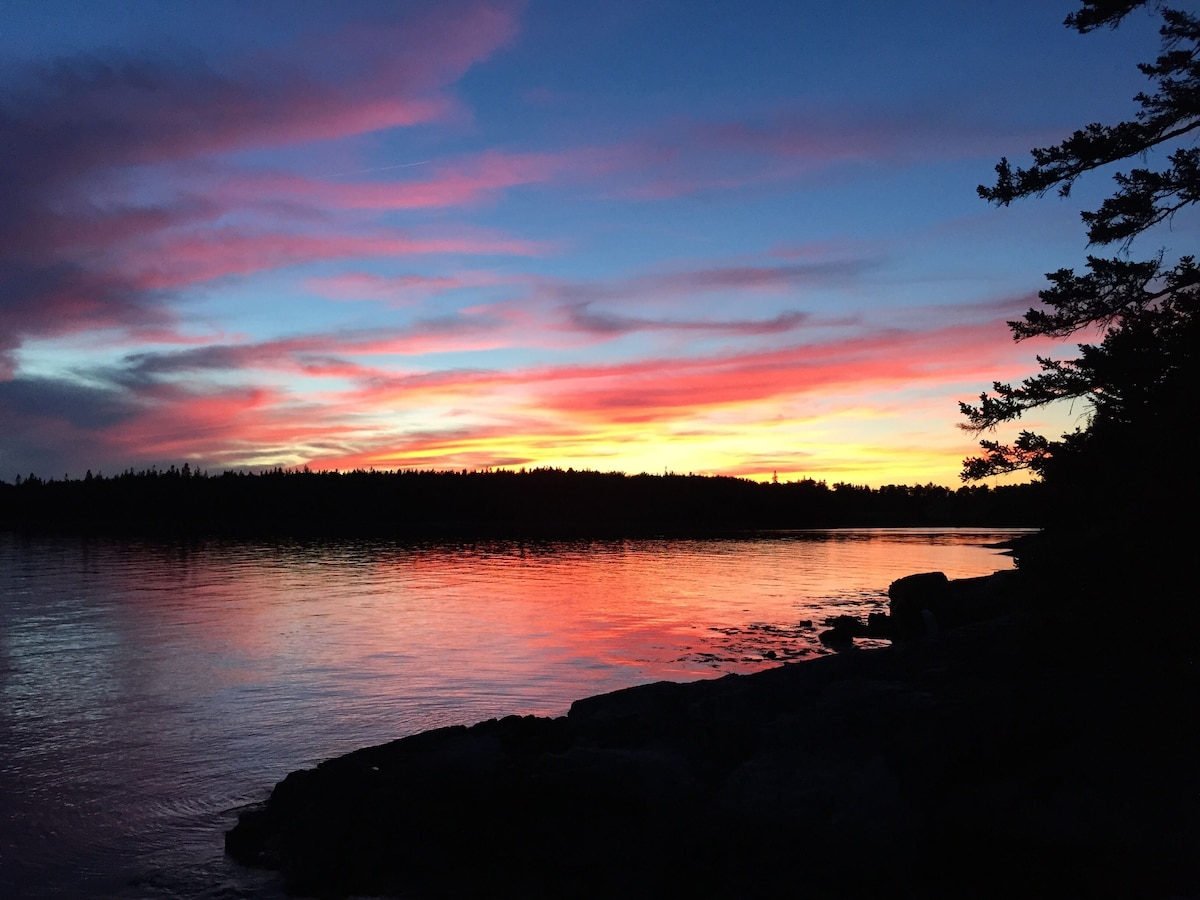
[961,1,1200,525]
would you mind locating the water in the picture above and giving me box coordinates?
[0,529,1028,898]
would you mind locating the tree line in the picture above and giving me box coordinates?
[0,466,1043,538]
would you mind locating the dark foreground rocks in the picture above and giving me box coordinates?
[227,570,1200,899]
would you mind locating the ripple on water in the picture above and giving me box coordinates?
[0,529,1027,897]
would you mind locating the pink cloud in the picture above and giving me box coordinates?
[120,306,533,379]
[0,2,522,367]
[504,258,876,339]
[125,230,545,290]
[207,135,654,209]
[0,375,299,476]
[112,385,278,453]
[309,314,1049,427]
[222,149,614,212]
[110,252,892,382]
[9,4,519,174]
[524,320,1050,422]
[289,317,1047,473]
[4,301,1059,480]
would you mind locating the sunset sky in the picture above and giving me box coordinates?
[0,0,1174,485]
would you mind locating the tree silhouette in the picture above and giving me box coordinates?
[960,1,1200,519]
[0,465,1043,535]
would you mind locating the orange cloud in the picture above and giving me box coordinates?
[5,307,1049,484]
[259,315,1060,480]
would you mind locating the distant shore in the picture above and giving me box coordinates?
[225,564,1199,899]
[0,467,1044,537]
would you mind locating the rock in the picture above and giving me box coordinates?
[818,627,854,649]
[888,570,1022,639]
[819,613,894,648]
[947,569,1023,626]
[819,616,858,648]
[866,611,894,638]
[888,571,951,639]
[921,607,940,636]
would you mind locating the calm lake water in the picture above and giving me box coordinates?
[0,528,1029,898]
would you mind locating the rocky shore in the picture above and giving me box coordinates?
[226,567,1199,899]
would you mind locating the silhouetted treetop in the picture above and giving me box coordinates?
[1066,1,1153,33]
[961,1,1200,498]
[981,5,1200,236]
[0,465,1043,536]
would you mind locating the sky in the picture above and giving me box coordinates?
[0,0,1177,485]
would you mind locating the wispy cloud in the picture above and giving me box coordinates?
[217,148,620,212]
[124,230,545,291]
[305,270,513,304]
[562,305,810,337]
[0,2,521,372]
[1,291,1063,482]
[597,105,1063,200]
[1,1,1091,485]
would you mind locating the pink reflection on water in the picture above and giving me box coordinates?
[168,530,1025,730]
[4,530,1027,755]
[0,529,1028,899]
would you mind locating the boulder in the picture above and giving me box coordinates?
[819,620,857,648]
[888,571,952,639]
[889,570,1021,639]
[819,612,895,649]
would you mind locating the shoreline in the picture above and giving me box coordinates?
[223,566,1200,898]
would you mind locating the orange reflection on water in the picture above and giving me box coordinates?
[5,531,1028,756]
[321,530,1027,711]
[0,529,1032,900]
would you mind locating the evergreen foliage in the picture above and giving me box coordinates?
[961,0,1200,521]
[0,466,1043,537]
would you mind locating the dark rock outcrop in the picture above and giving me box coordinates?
[818,612,895,647]
[888,569,1023,639]
[226,569,1200,899]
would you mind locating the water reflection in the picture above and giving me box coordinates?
[0,529,1027,898]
